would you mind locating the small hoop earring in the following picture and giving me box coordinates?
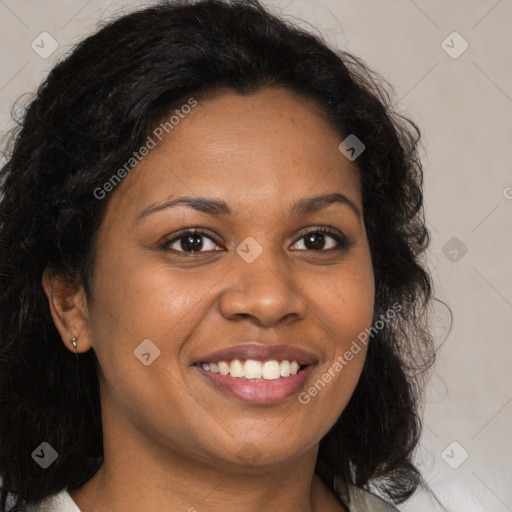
[72,337,78,352]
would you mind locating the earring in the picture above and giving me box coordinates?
[72,337,78,352]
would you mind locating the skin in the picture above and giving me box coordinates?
[43,87,375,512]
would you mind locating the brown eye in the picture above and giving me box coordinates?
[291,228,351,251]
[162,229,222,253]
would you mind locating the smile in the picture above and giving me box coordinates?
[197,358,305,380]
[194,359,315,404]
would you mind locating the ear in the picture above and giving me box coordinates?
[42,268,93,354]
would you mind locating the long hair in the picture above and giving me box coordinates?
[0,1,437,509]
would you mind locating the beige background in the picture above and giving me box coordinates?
[1,1,511,510]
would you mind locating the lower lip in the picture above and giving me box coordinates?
[194,365,315,404]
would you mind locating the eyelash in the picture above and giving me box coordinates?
[160,226,352,254]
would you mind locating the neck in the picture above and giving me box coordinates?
[68,430,345,512]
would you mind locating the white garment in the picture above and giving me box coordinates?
[28,484,399,512]
[26,490,80,512]
[336,481,401,511]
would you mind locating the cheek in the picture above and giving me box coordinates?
[297,253,374,420]
[92,250,210,333]
[309,255,375,349]
[87,256,218,433]
[88,251,220,378]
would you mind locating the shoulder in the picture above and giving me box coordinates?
[25,489,81,512]
[334,478,400,512]
[347,486,400,512]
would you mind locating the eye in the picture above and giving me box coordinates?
[161,226,351,254]
[291,227,351,251]
[161,228,222,253]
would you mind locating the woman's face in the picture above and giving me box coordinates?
[84,87,374,469]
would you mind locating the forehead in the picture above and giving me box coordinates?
[107,88,361,220]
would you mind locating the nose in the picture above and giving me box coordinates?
[218,249,308,328]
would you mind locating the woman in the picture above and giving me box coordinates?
[0,1,438,511]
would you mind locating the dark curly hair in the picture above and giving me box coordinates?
[0,0,439,510]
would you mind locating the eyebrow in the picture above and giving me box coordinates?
[134,192,361,225]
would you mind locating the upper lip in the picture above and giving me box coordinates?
[192,343,318,366]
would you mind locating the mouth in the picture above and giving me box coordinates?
[191,344,318,404]
[193,359,309,381]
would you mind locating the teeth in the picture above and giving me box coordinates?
[262,360,281,380]
[199,359,304,380]
[230,359,244,378]
[244,359,262,379]
[218,361,230,375]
